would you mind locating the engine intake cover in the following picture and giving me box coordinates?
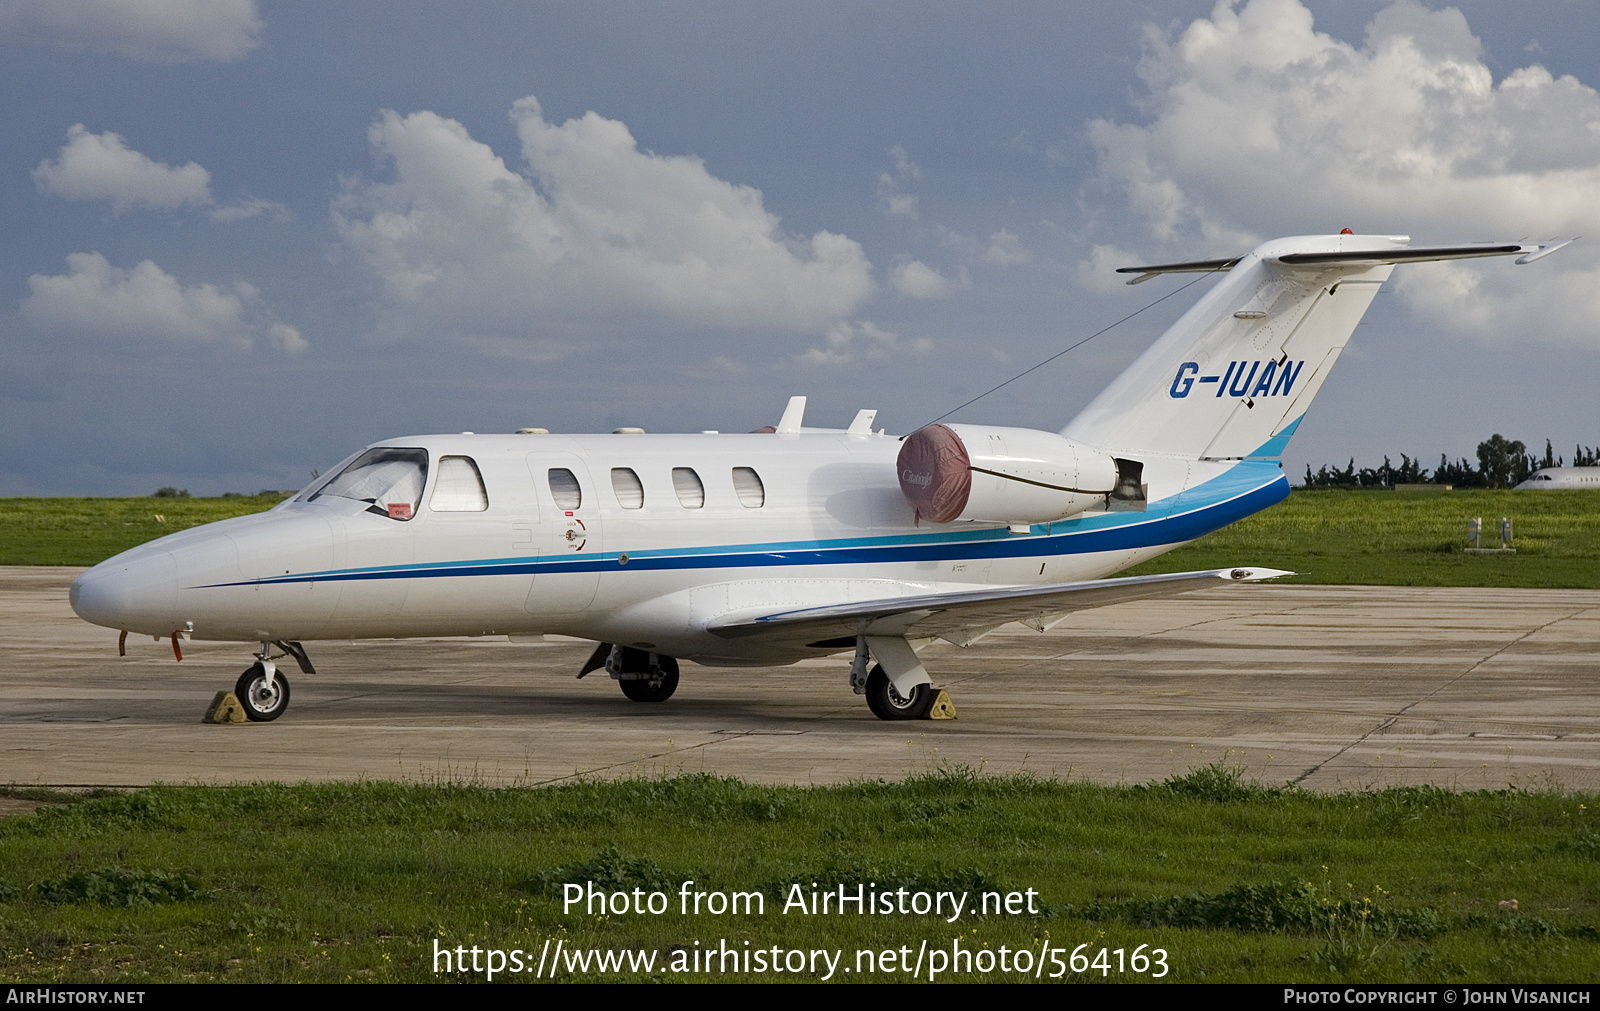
[897,423,1117,526]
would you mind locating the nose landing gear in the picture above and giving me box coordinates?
[236,660,290,722]
[231,641,313,722]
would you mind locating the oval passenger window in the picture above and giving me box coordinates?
[732,467,765,508]
[612,467,644,509]
[672,467,705,508]
[548,468,582,510]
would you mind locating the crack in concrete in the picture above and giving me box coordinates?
[524,731,763,787]
[1291,608,1586,786]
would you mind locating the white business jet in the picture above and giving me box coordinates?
[69,232,1568,721]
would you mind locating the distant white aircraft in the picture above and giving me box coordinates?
[1515,467,1600,489]
[70,233,1569,721]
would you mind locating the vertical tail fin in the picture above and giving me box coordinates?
[1062,234,1547,460]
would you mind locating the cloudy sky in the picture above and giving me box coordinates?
[2,0,1597,495]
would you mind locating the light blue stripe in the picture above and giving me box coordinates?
[1246,414,1303,459]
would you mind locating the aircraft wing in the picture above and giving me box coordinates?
[706,566,1292,648]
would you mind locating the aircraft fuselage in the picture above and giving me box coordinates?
[69,430,1280,666]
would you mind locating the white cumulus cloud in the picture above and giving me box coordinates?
[334,97,876,340]
[34,124,211,214]
[799,320,928,365]
[980,229,1032,266]
[34,124,283,220]
[891,259,950,299]
[0,0,261,63]
[1077,244,1144,293]
[933,226,1031,271]
[206,196,285,222]
[1086,0,1600,342]
[22,252,304,351]
[877,145,922,219]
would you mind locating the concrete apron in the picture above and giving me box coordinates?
[4,566,1598,791]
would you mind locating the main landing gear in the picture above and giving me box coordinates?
[233,641,314,722]
[864,664,934,720]
[579,643,681,703]
[619,656,679,703]
[851,635,951,721]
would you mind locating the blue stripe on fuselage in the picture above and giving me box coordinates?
[199,461,1287,587]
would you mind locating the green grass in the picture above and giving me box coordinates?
[1,771,1596,983]
[0,495,284,566]
[1124,489,1600,588]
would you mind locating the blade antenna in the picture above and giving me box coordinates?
[913,271,1212,432]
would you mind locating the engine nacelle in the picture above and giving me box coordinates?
[897,424,1120,525]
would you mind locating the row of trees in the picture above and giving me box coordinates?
[151,487,287,498]
[1301,437,1600,490]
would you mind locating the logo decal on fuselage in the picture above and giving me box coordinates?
[1169,360,1304,399]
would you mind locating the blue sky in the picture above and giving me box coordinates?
[3,0,1597,494]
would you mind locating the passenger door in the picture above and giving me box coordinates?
[525,453,603,615]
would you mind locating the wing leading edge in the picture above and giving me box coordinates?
[706,566,1293,649]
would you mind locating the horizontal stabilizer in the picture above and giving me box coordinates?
[1119,257,1241,285]
[1278,243,1525,265]
[1117,239,1572,284]
[707,566,1292,648]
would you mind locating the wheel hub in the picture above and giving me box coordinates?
[886,683,917,708]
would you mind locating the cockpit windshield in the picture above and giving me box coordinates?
[308,447,428,520]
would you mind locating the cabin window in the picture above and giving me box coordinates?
[612,467,644,509]
[310,447,428,520]
[732,466,765,508]
[430,456,488,512]
[548,468,582,510]
[672,467,705,508]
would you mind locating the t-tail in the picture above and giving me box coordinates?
[1062,233,1571,462]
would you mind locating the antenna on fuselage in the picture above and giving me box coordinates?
[776,396,807,434]
[846,409,877,436]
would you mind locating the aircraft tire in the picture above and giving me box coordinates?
[619,656,679,703]
[865,664,933,721]
[235,663,291,722]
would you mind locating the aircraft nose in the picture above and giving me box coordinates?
[70,547,179,634]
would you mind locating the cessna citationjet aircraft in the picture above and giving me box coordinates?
[70,232,1568,721]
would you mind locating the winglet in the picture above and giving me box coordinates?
[776,396,807,434]
[1516,237,1577,265]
